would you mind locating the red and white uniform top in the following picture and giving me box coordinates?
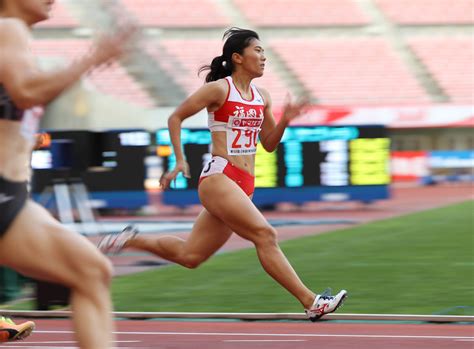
[208,76,265,156]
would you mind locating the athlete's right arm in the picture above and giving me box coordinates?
[0,19,132,109]
[160,80,227,189]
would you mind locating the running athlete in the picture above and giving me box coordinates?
[0,0,135,347]
[99,28,347,321]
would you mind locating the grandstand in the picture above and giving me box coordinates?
[408,37,473,104]
[375,0,474,25]
[271,38,430,105]
[119,0,231,27]
[30,0,472,149]
[32,39,154,108]
[233,0,370,27]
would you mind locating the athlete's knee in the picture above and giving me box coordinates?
[75,253,113,291]
[98,256,114,285]
[181,253,207,269]
[252,225,278,246]
[95,254,113,286]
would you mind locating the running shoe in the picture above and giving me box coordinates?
[305,289,347,322]
[0,316,35,342]
[97,225,138,255]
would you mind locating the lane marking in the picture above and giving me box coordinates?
[0,346,136,349]
[0,347,77,349]
[224,340,307,342]
[34,330,474,340]
[5,341,139,344]
[0,342,136,349]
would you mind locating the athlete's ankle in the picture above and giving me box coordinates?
[302,293,317,309]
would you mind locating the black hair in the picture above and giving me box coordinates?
[199,27,260,83]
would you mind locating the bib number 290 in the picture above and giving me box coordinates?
[231,129,258,149]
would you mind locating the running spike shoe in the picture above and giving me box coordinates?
[98,225,139,255]
[305,289,347,322]
[0,316,35,342]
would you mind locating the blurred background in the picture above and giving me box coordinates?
[1,0,473,316]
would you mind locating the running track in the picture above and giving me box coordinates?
[4,185,472,348]
[1,320,473,349]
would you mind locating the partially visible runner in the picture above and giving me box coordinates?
[0,316,34,342]
[99,28,347,321]
[0,0,136,347]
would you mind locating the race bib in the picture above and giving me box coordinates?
[20,106,43,142]
[226,114,263,155]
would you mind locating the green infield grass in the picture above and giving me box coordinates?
[111,200,473,315]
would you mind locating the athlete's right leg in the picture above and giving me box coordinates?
[123,209,233,269]
[0,200,115,349]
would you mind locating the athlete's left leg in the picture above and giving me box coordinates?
[198,173,316,309]
[121,209,233,269]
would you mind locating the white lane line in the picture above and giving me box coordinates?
[5,341,139,344]
[0,347,77,349]
[224,340,307,342]
[0,343,136,349]
[34,330,474,340]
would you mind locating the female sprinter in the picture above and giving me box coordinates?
[99,28,347,321]
[0,0,135,347]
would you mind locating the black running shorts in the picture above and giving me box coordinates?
[0,176,28,237]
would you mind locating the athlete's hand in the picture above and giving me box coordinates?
[33,133,46,150]
[159,160,191,190]
[281,94,310,124]
[89,22,140,68]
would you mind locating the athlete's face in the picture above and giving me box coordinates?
[13,0,54,23]
[234,39,266,78]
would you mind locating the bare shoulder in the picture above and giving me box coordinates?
[0,18,30,40]
[205,79,229,96]
[0,18,30,54]
[193,78,228,104]
[0,18,30,80]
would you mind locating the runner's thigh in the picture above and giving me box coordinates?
[0,200,111,289]
[182,208,233,259]
[198,174,271,242]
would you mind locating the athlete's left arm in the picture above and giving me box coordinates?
[258,88,308,152]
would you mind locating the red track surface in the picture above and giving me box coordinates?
[4,185,472,348]
[1,319,473,349]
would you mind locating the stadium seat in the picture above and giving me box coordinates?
[408,37,473,103]
[271,38,431,105]
[32,40,155,108]
[375,0,474,25]
[233,0,370,27]
[120,0,230,27]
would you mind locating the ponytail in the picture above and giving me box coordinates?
[199,27,259,83]
[198,55,232,83]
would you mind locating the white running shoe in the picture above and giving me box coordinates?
[98,225,138,255]
[305,289,347,322]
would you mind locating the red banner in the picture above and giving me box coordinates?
[391,151,428,181]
